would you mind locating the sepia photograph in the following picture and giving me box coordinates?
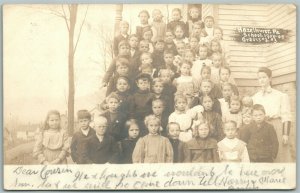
[3,3,296,190]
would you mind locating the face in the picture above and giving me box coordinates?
[201,82,212,95]
[180,63,191,76]
[152,82,163,94]
[198,124,210,138]
[242,97,253,107]
[164,53,174,65]
[139,12,149,24]
[141,55,152,65]
[224,122,237,139]
[222,85,232,98]
[230,100,241,113]
[137,79,150,91]
[252,110,265,124]
[155,42,165,52]
[120,24,129,34]
[172,10,181,21]
[152,10,163,21]
[128,125,139,139]
[94,120,107,136]
[184,52,194,62]
[119,45,130,56]
[202,96,213,110]
[190,8,200,19]
[142,67,153,75]
[189,37,198,49]
[211,41,220,52]
[147,119,160,135]
[192,25,202,35]
[139,42,150,52]
[129,37,139,48]
[176,43,185,56]
[143,31,153,41]
[78,118,90,130]
[214,29,222,40]
[174,27,184,39]
[116,78,129,93]
[107,98,119,112]
[152,101,164,116]
[212,55,222,68]
[116,64,129,76]
[220,69,230,82]
[176,98,187,111]
[201,69,211,80]
[205,18,214,28]
[168,124,180,139]
[159,72,171,83]
[257,72,271,88]
[47,114,60,130]
[199,47,208,59]
[165,31,174,43]
[242,114,252,125]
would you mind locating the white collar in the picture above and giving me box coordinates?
[81,128,90,136]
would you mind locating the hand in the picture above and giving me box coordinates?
[50,158,60,165]
[282,135,289,145]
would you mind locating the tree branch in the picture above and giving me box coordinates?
[61,5,70,32]
[73,5,89,54]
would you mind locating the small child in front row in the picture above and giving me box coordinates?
[239,104,279,162]
[132,115,173,163]
[217,121,250,162]
[70,110,95,164]
[118,119,140,164]
[167,122,184,163]
[33,110,69,165]
[222,95,243,129]
[181,121,220,163]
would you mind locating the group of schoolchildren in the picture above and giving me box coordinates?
[33,7,279,165]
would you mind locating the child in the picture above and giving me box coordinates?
[113,21,129,56]
[139,39,150,53]
[136,10,151,40]
[139,52,153,72]
[102,40,131,90]
[242,95,253,112]
[33,110,69,164]
[160,49,178,77]
[168,95,195,142]
[222,95,243,130]
[217,121,250,162]
[167,122,184,163]
[173,60,195,96]
[132,115,173,163]
[181,121,220,163]
[159,69,177,111]
[167,8,188,38]
[240,104,279,162]
[200,95,224,141]
[218,82,233,116]
[210,52,224,84]
[151,99,169,136]
[215,66,239,96]
[141,26,154,53]
[129,73,155,136]
[118,119,140,164]
[213,26,229,63]
[101,93,128,140]
[187,6,203,36]
[200,16,215,44]
[183,49,196,63]
[175,41,186,58]
[173,25,189,46]
[209,38,222,57]
[192,44,212,81]
[151,9,166,42]
[128,34,141,75]
[238,108,253,138]
[152,78,171,112]
[152,39,165,70]
[164,30,178,55]
[70,110,95,164]
[189,35,199,55]
[80,116,119,164]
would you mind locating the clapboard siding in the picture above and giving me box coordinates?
[202,4,214,18]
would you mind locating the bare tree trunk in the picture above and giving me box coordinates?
[68,4,78,135]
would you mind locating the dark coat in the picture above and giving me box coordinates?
[168,138,184,163]
[118,138,139,164]
[113,34,128,56]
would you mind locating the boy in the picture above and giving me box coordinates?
[129,73,155,136]
[101,93,128,140]
[240,104,279,162]
[70,110,95,164]
[164,30,178,55]
[79,116,119,164]
[167,122,184,163]
[113,21,129,56]
[152,39,165,70]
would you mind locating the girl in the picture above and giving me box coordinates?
[151,99,169,136]
[152,78,172,114]
[189,35,199,55]
[210,52,224,84]
[238,108,253,138]
[141,27,154,53]
[208,38,222,57]
[213,26,229,63]
[151,9,166,42]
[200,16,215,44]
[164,29,178,55]
[118,119,140,164]
[168,95,195,142]
[136,10,151,40]
[173,25,189,46]
[217,121,250,162]
[167,122,184,163]
[33,110,69,165]
[218,82,233,116]
[200,95,224,141]
[183,49,196,63]
[192,44,212,81]
[181,121,219,163]
[222,95,243,129]
[187,6,203,36]
[167,8,187,38]
[132,115,173,163]
[199,68,223,100]
[175,41,186,57]
[173,60,194,95]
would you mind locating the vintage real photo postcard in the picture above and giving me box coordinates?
[3,4,296,190]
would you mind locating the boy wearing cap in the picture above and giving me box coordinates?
[70,110,95,164]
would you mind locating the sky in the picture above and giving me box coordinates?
[3,4,182,125]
